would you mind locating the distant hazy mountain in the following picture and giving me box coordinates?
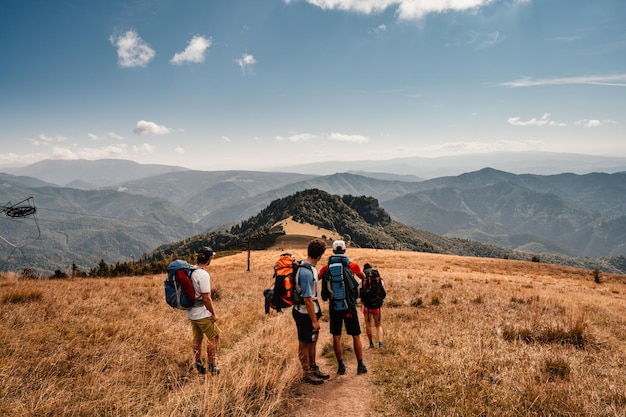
[2,159,189,188]
[277,151,626,178]
[0,174,195,275]
[382,168,626,257]
[2,159,625,276]
[148,188,626,275]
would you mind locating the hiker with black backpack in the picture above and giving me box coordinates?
[319,240,367,375]
[187,247,221,376]
[360,263,386,349]
[291,238,329,385]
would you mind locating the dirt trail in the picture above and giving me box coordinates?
[293,321,376,417]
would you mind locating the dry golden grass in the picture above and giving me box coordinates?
[1,246,625,416]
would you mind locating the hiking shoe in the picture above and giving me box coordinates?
[195,361,207,374]
[210,368,220,376]
[378,342,383,349]
[357,364,368,374]
[311,365,330,380]
[369,341,375,349]
[303,371,324,385]
[337,363,346,375]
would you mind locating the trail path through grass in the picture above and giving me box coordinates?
[292,321,377,417]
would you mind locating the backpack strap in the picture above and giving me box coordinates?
[189,267,206,306]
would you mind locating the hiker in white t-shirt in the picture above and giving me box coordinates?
[187,246,221,376]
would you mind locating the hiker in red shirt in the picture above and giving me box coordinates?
[319,240,367,375]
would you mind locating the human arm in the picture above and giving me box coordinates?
[201,292,218,322]
[303,296,320,333]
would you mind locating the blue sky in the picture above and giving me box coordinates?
[1,0,624,171]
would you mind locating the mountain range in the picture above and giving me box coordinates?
[1,155,625,275]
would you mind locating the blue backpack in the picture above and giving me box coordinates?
[164,260,199,310]
[321,255,359,311]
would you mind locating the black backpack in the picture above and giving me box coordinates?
[321,255,359,311]
[361,267,386,309]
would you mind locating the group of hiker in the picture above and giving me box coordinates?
[170,238,386,385]
[293,238,386,384]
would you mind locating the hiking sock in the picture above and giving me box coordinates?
[358,359,364,367]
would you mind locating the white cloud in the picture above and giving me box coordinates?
[575,119,617,128]
[421,140,543,156]
[500,73,626,88]
[47,144,129,160]
[109,30,156,68]
[170,35,212,65]
[133,120,171,136]
[293,0,500,20]
[328,132,369,143]
[236,53,256,73]
[108,132,125,140]
[31,133,69,146]
[222,136,231,142]
[507,113,567,127]
[397,0,496,20]
[87,132,125,141]
[175,147,185,155]
[276,133,317,142]
[133,143,156,154]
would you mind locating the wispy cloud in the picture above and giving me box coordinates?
[236,53,256,73]
[30,133,69,146]
[276,133,317,142]
[420,139,543,156]
[133,143,155,154]
[507,113,567,127]
[109,30,155,68]
[467,30,503,49]
[328,132,369,143]
[170,35,212,65]
[133,120,171,136]
[87,132,126,141]
[574,119,617,128]
[291,0,508,21]
[500,74,626,88]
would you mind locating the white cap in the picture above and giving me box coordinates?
[333,240,346,251]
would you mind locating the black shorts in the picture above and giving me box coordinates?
[329,308,361,336]
[292,308,317,344]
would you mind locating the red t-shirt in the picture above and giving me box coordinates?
[319,261,363,278]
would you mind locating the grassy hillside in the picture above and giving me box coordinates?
[1,246,625,416]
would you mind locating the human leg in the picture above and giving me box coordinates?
[373,309,383,346]
[293,309,324,384]
[310,334,329,379]
[345,308,367,374]
[329,310,346,373]
[206,334,219,374]
[363,307,374,347]
[194,317,221,375]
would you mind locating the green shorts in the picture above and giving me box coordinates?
[190,317,221,341]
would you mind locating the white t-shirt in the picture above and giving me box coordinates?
[185,267,212,321]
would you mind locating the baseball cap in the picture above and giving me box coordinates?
[197,246,215,258]
[332,240,346,251]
